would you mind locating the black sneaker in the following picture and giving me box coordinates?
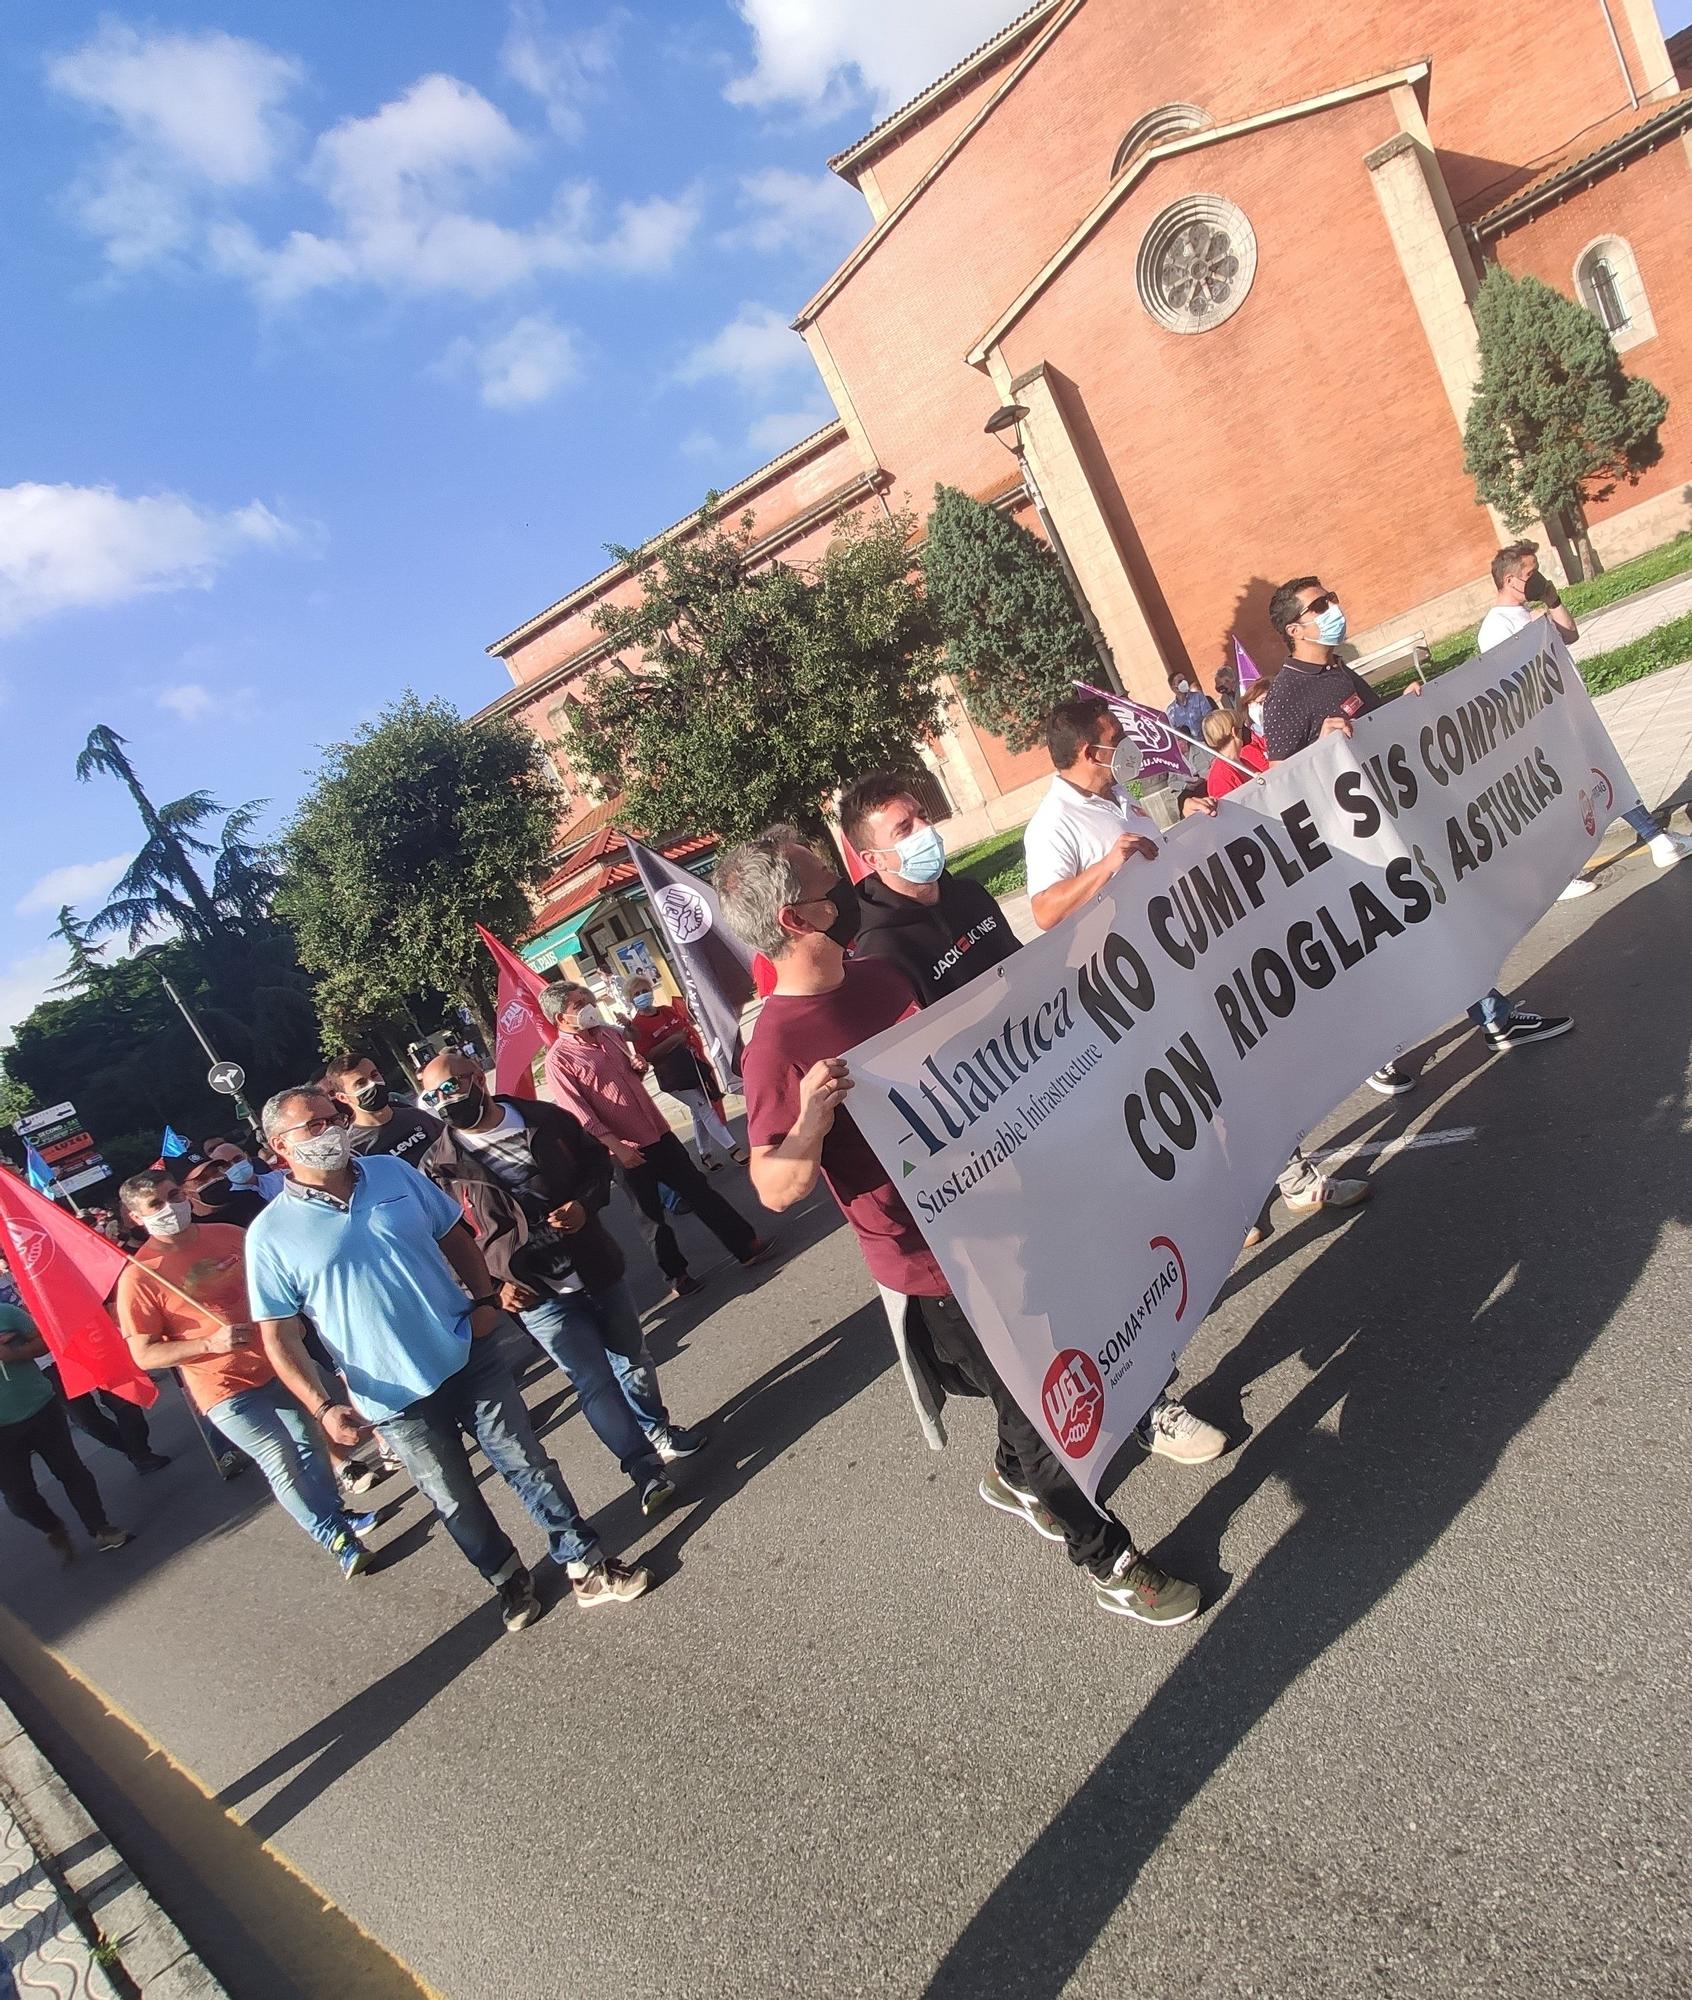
[1486,1010,1574,1051]
[338,1458,380,1496]
[654,1424,706,1462]
[572,1557,652,1610]
[131,1451,172,1474]
[498,1566,543,1633]
[668,1272,704,1300]
[1365,1063,1416,1096]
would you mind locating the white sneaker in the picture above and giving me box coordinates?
[1284,1175,1370,1215]
[1557,877,1596,900]
[1648,830,1692,869]
[1144,1395,1226,1464]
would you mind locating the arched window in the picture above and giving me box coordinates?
[1575,237,1655,352]
[1111,103,1211,179]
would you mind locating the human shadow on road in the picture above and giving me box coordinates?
[924,872,1690,1999]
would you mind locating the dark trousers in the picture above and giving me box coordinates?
[59,1378,153,1463]
[620,1131,758,1279]
[908,1293,1129,1576]
[0,1399,111,1539]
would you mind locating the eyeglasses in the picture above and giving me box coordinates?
[1299,592,1337,620]
[275,1112,346,1140]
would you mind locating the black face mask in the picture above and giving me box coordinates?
[353,1078,391,1113]
[195,1179,235,1209]
[442,1084,487,1130]
[822,876,860,949]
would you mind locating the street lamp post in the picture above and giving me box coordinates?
[984,403,1124,695]
[144,958,264,1143]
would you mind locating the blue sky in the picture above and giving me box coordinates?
[2,0,1688,1038]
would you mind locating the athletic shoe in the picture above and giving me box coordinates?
[640,1474,677,1519]
[698,1155,722,1172]
[738,1238,776,1268]
[94,1527,134,1553]
[978,1467,1064,1542]
[498,1567,542,1631]
[1093,1550,1202,1626]
[337,1541,372,1582]
[46,1528,74,1566]
[654,1424,706,1462]
[343,1510,379,1540]
[668,1272,704,1300]
[132,1451,172,1475]
[572,1557,652,1610]
[1144,1396,1226,1464]
[1648,829,1692,868]
[1486,1010,1574,1051]
[1557,877,1596,901]
[1284,1175,1370,1215]
[338,1459,379,1496]
[1365,1063,1416,1096]
[730,1148,748,1164]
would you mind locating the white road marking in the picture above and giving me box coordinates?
[1317,1125,1477,1169]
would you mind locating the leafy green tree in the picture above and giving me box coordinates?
[567,505,942,843]
[276,693,557,1044]
[1463,265,1668,579]
[48,906,108,994]
[920,484,1100,751]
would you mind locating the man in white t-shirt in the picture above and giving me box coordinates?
[1479,541,1692,877]
[1021,694,1371,1464]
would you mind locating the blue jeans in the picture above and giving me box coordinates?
[206,1381,355,1555]
[518,1281,668,1485]
[1467,988,1511,1032]
[1621,804,1660,841]
[378,1330,599,1581]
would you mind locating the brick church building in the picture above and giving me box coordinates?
[477,0,1692,961]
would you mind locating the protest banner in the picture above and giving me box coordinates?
[845,627,1632,1498]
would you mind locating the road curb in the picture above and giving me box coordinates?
[0,1694,226,1997]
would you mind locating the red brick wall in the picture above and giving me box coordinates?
[1488,138,1692,527]
[998,93,1499,680]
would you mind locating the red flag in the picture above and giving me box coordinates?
[0,1168,157,1406]
[477,923,557,1100]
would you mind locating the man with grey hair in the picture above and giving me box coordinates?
[540,979,771,1299]
[720,826,1201,1628]
[245,1084,650,1630]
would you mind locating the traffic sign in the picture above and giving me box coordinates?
[208,1061,246,1096]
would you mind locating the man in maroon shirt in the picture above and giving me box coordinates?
[718,825,1200,1628]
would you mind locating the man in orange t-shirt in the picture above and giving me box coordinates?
[114,1169,376,1581]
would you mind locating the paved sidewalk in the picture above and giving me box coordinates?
[1569,570,1692,661]
[0,1696,223,1997]
[1586,656,1692,835]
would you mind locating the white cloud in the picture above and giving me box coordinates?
[720,167,865,253]
[156,682,259,724]
[677,302,814,391]
[0,483,297,635]
[501,1,619,140]
[679,428,725,459]
[48,23,303,267]
[15,854,132,919]
[745,403,835,456]
[443,312,581,408]
[0,948,69,1041]
[727,0,1020,113]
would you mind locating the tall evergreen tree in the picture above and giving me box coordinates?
[48,906,108,994]
[920,485,1100,752]
[1463,265,1668,579]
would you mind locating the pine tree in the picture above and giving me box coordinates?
[1463,265,1668,579]
[920,485,1099,752]
[48,906,108,994]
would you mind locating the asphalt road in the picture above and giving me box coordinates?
[3,844,1689,2000]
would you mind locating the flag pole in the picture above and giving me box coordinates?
[1075,681,1255,778]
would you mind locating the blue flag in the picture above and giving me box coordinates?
[160,1124,191,1158]
[23,1142,55,1194]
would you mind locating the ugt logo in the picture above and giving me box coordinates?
[499,995,535,1035]
[1042,1349,1104,1459]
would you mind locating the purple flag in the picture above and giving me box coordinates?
[1075,681,1194,780]
[1234,637,1261,688]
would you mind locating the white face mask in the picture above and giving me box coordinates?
[290,1126,352,1173]
[142,1200,192,1239]
[573,1005,604,1031]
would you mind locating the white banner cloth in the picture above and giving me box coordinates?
[846,629,1636,1495]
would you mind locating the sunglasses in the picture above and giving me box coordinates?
[1299,592,1337,620]
[420,1076,476,1109]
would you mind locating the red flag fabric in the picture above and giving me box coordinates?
[477,923,557,1100]
[0,1168,157,1406]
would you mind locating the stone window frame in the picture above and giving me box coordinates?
[1573,235,1656,353]
[1111,103,1211,179]
[1135,192,1258,336]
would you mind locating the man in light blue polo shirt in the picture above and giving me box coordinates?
[248,1084,651,1631]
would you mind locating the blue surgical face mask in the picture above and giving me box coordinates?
[1315,603,1348,646]
[224,1160,255,1188]
[891,824,946,885]
[631,990,655,1012]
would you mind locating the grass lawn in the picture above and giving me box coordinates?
[949,823,1029,899]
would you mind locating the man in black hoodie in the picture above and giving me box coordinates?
[839,772,1021,1006]
[416,1049,705,1522]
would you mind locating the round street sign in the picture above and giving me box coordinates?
[208,1061,246,1096]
